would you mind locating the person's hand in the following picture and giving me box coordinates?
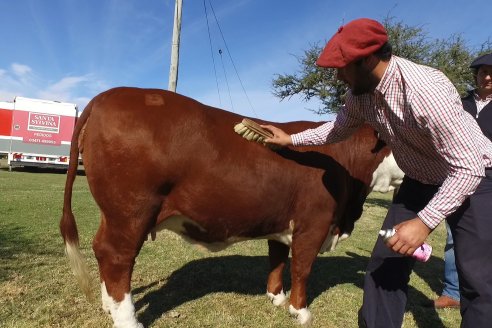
[261,125,293,147]
[384,217,432,257]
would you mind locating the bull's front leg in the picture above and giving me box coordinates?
[288,223,331,325]
[266,240,290,306]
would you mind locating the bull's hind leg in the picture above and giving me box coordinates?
[266,240,290,307]
[93,213,148,328]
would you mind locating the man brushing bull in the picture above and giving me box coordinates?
[263,18,492,328]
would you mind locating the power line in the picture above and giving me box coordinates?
[205,0,257,117]
[203,0,222,107]
[218,49,234,111]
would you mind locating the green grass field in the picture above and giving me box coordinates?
[0,165,461,327]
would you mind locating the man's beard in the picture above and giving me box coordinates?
[351,65,379,95]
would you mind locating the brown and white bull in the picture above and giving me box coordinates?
[60,87,395,327]
[370,152,404,193]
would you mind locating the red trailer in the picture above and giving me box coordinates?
[0,96,78,170]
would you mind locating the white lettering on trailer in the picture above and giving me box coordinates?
[6,96,78,170]
[33,132,52,138]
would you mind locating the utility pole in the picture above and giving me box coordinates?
[168,0,183,92]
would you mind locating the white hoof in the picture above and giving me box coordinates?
[339,233,350,241]
[266,290,288,306]
[101,282,112,313]
[289,304,312,325]
[100,283,143,328]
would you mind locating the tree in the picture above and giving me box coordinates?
[271,44,346,114]
[427,35,475,95]
[272,17,492,115]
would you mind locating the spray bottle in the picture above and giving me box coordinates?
[379,228,432,262]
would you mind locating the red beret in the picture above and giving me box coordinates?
[316,18,388,68]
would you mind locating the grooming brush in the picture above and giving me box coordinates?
[234,118,278,149]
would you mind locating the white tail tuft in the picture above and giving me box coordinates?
[65,242,93,300]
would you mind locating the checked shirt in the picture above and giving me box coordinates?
[291,56,492,229]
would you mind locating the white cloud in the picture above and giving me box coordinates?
[11,63,32,77]
[0,66,30,101]
[38,76,90,101]
[0,63,107,109]
[37,74,109,109]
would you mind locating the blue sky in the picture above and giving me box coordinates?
[0,0,490,122]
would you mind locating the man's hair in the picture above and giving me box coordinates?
[354,42,392,67]
[374,42,392,61]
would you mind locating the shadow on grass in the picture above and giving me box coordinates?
[0,223,51,282]
[364,195,393,208]
[2,166,68,174]
[134,252,447,328]
[0,166,86,175]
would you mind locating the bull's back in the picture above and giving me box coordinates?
[82,87,314,182]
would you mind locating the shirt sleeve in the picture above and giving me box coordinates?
[412,79,485,229]
[291,94,365,146]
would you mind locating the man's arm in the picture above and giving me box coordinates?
[263,95,365,147]
[414,84,484,230]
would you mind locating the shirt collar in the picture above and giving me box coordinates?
[375,55,397,95]
[473,90,492,102]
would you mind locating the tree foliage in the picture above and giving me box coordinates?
[272,17,492,115]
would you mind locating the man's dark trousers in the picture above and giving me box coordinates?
[358,170,492,328]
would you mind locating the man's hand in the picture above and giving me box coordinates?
[385,217,432,257]
[261,125,293,147]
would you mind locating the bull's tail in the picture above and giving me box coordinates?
[59,100,94,299]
